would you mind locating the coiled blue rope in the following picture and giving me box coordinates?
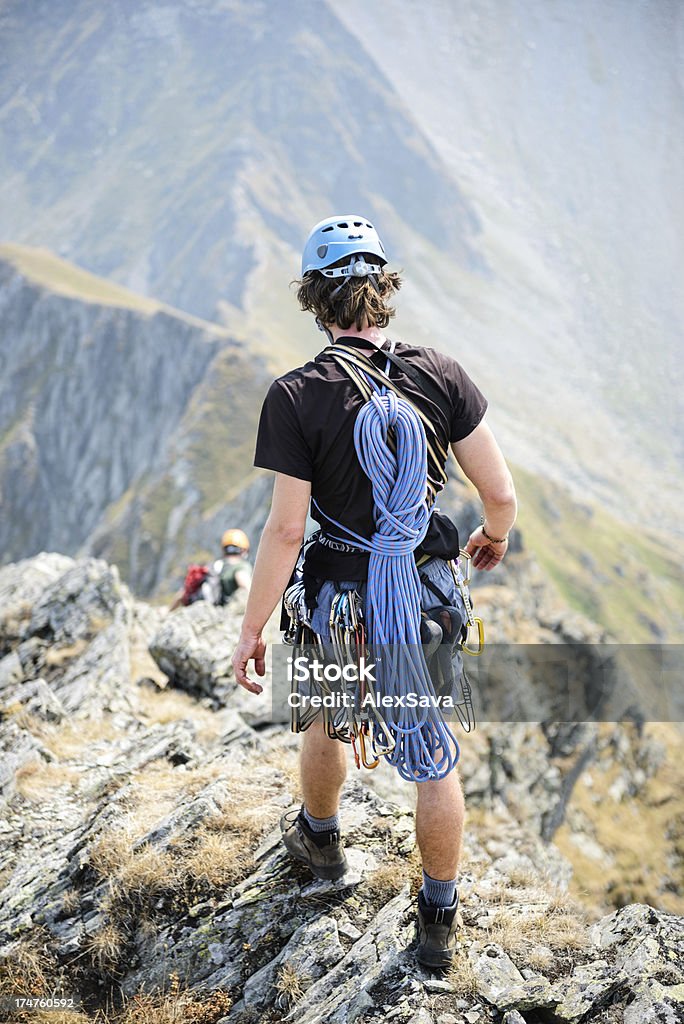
[313,376,460,782]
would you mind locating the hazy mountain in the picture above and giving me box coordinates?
[1,244,682,643]
[0,1,682,555]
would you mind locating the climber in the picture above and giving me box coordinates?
[231,215,517,969]
[170,529,252,611]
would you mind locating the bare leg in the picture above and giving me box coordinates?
[300,720,348,818]
[415,767,465,879]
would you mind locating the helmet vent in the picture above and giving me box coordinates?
[322,225,334,232]
[337,221,349,228]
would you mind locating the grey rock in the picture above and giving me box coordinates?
[3,676,66,722]
[53,611,137,718]
[406,1010,434,1024]
[0,720,52,799]
[1,553,683,1024]
[623,980,684,1023]
[243,914,345,1012]
[27,559,127,647]
[550,960,621,1021]
[337,914,363,942]
[467,942,553,1012]
[149,602,240,703]
[0,651,24,692]
[347,988,376,1022]
[275,891,413,1024]
[0,553,75,643]
[423,978,455,994]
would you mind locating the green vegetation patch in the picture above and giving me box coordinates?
[512,464,684,643]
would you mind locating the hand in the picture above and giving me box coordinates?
[464,526,508,571]
[231,631,266,694]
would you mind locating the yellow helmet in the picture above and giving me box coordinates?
[221,528,249,552]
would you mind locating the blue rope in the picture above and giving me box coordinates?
[313,375,460,781]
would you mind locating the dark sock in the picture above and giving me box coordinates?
[421,869,458,908]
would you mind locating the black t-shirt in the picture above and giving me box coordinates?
[254,336,487,580]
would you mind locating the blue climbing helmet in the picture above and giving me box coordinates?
[301,215,388,283]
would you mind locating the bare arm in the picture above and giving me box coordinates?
[451,419,517,571]
[231,472,311,692]
[234,568,252,591]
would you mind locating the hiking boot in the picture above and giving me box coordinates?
[280,805,348,881]
[416,888,460,969]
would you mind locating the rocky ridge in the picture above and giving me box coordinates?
[0,252,274,595]
[0,553,683,1024]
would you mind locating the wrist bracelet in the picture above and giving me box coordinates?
[480,517,509,545]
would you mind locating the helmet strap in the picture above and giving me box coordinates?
[329,278,349,299]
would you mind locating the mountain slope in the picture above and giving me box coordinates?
[0,245,273,593]
[1,0,682,536]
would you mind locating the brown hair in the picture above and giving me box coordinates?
[293,255,402,330]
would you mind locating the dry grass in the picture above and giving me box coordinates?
[0,600,33,642]
[85,923,126,971]
[487,903,589,957]
[115,973,232,1024]
[129,646,167,689]
[259,746,301,795]
[62,888,81,915]
[14,760,82,800]
[89,829,139,878]
[44,639,90,668]
[203,797,277,843]
[90,836,179,903]
[46,718,121,759]
[185,830,250,888]
[525,944,556,972]
[23,1014,91,1024]
[87,761,226,861]
[115,846,179,900]
[132,761,224,805]
[0,927,61,997]
[365,857,410,901]
[9,710,121,761]
[555,723,684,916]
[274,963,310,1004]
[183,785,282,888]
[504,864,540,889]
[135,684,220,738]
[88,765,282,910]
[447,946,479,998]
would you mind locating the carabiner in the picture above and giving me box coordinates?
[359,724,380,769]
[350,731,361,770]
[458,548,472,584]
[463,617,485,656]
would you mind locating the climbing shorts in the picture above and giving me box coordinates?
[308,557,468,705]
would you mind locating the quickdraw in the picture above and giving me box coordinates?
[283,545,484,768]
[450,549,485,656]
[284,579,397,769]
